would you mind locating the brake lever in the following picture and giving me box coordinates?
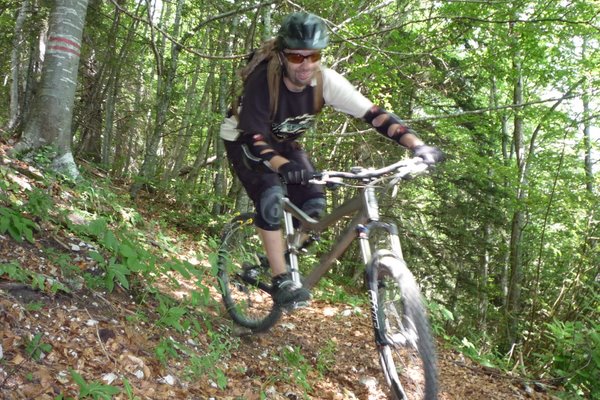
[309,174,343,189]
[389,162,430,198]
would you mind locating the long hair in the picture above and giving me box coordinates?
[234,38,282,121]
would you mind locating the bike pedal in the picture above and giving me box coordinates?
[281,300,311,313]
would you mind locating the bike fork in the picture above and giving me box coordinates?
[283,209,303,286]
[358,221,403,347]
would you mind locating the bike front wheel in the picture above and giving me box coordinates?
[369,250,438,400]
[217,213,282,332]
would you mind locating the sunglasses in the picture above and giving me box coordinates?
[282,52,321,64]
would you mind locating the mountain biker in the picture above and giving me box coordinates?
[220,12,444,307]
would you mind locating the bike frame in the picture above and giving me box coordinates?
[282,179,404,290]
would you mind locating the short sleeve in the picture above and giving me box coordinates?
[321,67,374,118]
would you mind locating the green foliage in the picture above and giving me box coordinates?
[534,319,600,398]
[156,298,188,332]
[185,329,236,390]
[76,180,143,228]
[104,258,132,292]
[1,1,598,396]
[70,370,121,400]
[454,336,502,370]
[121,377,141,400]
[0,261,29,282]
[153,330,236,391]
[0,206,37,243]
[70,218,154,293]
[23,188,54,221]
[315,339,337,375]
[276,345,313,394]
[427,300,455,338]
[0,261,70,294]
[24,333,52,361]
[24,301,45,312]
[30,146,56,169]
[154,338,180,366]
[314,277,367,307]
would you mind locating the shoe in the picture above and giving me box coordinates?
[271,273,311,307]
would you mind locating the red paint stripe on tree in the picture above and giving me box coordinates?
[48,36,81,49]
[48,45,81,57]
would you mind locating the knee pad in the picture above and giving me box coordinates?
[301,197,326,219]
[256,186,284,230]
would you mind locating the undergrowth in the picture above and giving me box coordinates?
[1,156,590,399]
[0,164,238,397]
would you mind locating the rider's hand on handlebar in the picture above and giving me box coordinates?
[278,161,311,185]
[412,144,445,165]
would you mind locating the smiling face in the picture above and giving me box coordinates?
[281,49,321,92]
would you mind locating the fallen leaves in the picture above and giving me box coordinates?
[0,143,562,399]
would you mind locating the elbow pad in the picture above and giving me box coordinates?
[246,133,277,162]
[363,106,416,145]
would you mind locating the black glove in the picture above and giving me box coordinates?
[278,161,311,185]
[413,144,445,165]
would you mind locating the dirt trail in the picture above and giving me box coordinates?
[0,249,557,399]
[0,143,560,399]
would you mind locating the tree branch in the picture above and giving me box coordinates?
[182,0,278,43]
[330,92,596,137]
[339,11,600,43]
[412,93,589,122]
[108,0,276,60]
[527,78,586,159]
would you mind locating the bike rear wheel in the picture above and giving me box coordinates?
[217,213,282,332]
[369,250,438,400]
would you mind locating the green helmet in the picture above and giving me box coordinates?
[277,12,329,50]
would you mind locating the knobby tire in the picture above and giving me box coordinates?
[369,250,438,400]
[217,213,282,332]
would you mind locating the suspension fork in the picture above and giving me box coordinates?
[359,187,404,347]
[283,208,303,285]
[359,221,402,347]
[354,184,404,345]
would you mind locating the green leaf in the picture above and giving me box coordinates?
[107,262,130,290]
[89,251,105,263]
[103,231,119,251]
[170,262,191,279]
[88,218,108,238]
[7,224,23,243]
[70,370,89,390]
[119,243,137,259]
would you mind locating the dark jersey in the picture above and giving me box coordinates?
[238,62,318,143]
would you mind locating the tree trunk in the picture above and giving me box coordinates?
[21,11,46,127]
[506,35,526,350]
[6,0,30,132]
[213,16,239,214]
[108,7,143,177]
[162,68,202,184]
[130,0,183,198]
[12,0,89,180]
[74,49,103,163]
[582,39,594,194]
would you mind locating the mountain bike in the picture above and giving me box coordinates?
[217,157,438,399]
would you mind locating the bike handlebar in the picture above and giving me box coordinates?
[311,156,431,184]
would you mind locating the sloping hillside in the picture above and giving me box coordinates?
[0,144,560,399]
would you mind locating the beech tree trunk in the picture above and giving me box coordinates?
[582,39,594,194]
[506,26,526,350]
[6,0,30,132]
[12,0,89,179]
[130,0,184,198]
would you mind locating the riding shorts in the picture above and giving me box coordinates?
[224,139,325,231]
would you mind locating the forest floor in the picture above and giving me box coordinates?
[0,143,564,400]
